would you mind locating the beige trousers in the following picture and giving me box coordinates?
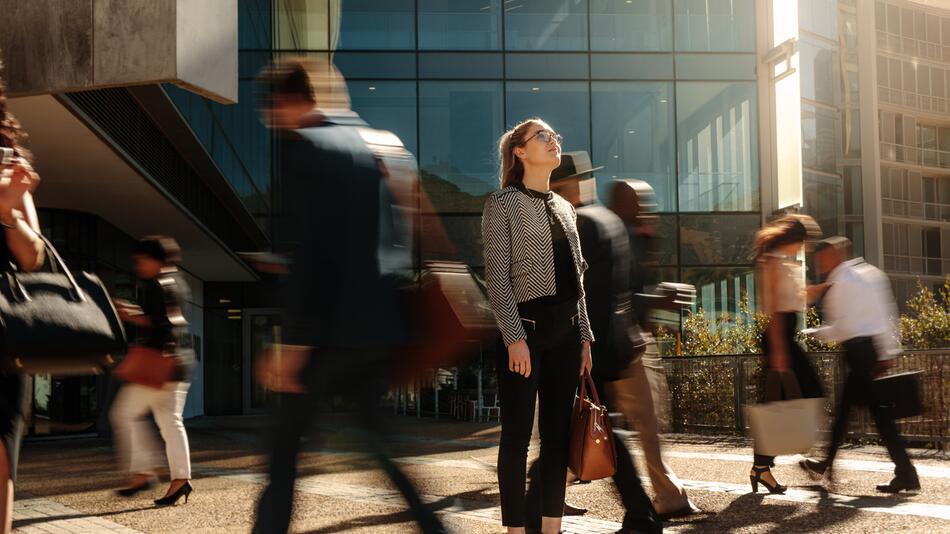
[606,354,689,515]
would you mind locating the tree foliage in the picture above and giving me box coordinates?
[899,275,950,350]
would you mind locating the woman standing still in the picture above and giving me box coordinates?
[482,119,594,534]
[0,69,46,534]
[749,215,825,493]
[111,236,194,506]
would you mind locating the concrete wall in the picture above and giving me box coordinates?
[0,0,236,104]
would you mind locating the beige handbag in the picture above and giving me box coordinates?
[745,371,823,457]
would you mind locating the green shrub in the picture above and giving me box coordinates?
[899,275,950,350]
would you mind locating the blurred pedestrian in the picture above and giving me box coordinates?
[0,64,46,534]
[799,237,920,493]
[110,236,194,506]
[537,152,662,534]
[482,120,594,534]
[610,179,698,521]
[748,214,824,493]
[252,57,444,534]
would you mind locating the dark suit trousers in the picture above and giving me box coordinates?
[825,338,916,480]
[253,350,444,534]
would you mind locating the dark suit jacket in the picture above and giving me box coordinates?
[279,112,407,350]
[577,204,638,383]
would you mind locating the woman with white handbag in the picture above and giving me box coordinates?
[748,214,825,494]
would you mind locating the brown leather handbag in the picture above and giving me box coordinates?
[568,370,617,481]
[112,345,180,389]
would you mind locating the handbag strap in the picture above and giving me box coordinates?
[8,233,86,303]
[581,369,603,407]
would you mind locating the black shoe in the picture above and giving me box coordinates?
[657,501,700,520]
[115,476,157,497]
[154,481,193,506]
[799,458,829,480]
[750,466,787,494]
[876,476,920,494]
[564,501,588,516]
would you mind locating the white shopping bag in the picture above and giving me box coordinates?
[745,397,823,456]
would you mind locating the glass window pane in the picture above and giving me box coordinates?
[592,82,676,211]
[506,82,591,154]
[682,266,756,318]
[679,214,759,265]
[674,0,755,52]
[799,41,837,105]
[419,81,504,212]
[348,81,418,156]
[333,52,415,79]
[419,53,504,79]
[242,0,275,49]
[505,0,589,51]
[421,214,485,268]
[590,54,674,80]
[799,0,838,40]
[677,82,759,212]
[419,0,501,50]
[801,103,839,175]
[505,53,589,79]
[674,54,756,80]
[335,0,415,50]
[274,0,328,50]
[590,0,673,51]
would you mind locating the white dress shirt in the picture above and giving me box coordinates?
[815,258,901,360]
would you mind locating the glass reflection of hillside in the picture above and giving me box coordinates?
[420,170,490,270]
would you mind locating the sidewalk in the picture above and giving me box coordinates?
[12,415,950,533]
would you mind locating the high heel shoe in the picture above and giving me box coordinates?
[154,481,193,506]
[750,466,786,494]
[116,476,157,497]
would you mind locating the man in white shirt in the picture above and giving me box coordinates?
[800,237,919,493]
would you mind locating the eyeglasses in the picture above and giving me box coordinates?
[523,129,562,146]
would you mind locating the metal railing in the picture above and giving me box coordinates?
[662,350,950,446]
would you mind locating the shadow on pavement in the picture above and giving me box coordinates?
[12,506,156,529]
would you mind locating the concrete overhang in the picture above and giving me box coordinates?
[9,94,256,282]
[0,0,237,104]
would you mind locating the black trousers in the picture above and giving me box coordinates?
[754,313,823,467]
[496,301,581,527]
[825,338,916,480]
[525,369,662,533]
[253,350,444,534]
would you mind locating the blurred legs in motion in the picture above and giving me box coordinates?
[253,349,444,534]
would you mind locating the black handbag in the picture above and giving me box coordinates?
[0,234,126,375]
[874,371,924,420]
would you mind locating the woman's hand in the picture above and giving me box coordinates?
[579,340,592,376]
[0,158,39,218]
[507,339,531,377]
[807,282,831,304]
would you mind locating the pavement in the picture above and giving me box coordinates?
[11,414,950,533]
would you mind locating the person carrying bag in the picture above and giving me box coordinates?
[109,236,195,507]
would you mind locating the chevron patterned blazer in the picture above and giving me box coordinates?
[481,185,594,346]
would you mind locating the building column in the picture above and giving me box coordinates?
[856,0,884,267]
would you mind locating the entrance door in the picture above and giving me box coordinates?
[243,309,282,413]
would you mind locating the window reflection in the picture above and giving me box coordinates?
[348,81,418,156]
[590,0,673,51]
[674,0,755,52]
[419,0,501,50]
[682,267,756,322]
[419,81,503,213]
[504,0,589,51]
[274,0,329,50]
[506,82,591,154]
[591,82,675,211]
[336,0,415,50]
[679,214,758,265]
[677,82,759,212]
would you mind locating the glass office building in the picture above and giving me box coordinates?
[263,0,761,324]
